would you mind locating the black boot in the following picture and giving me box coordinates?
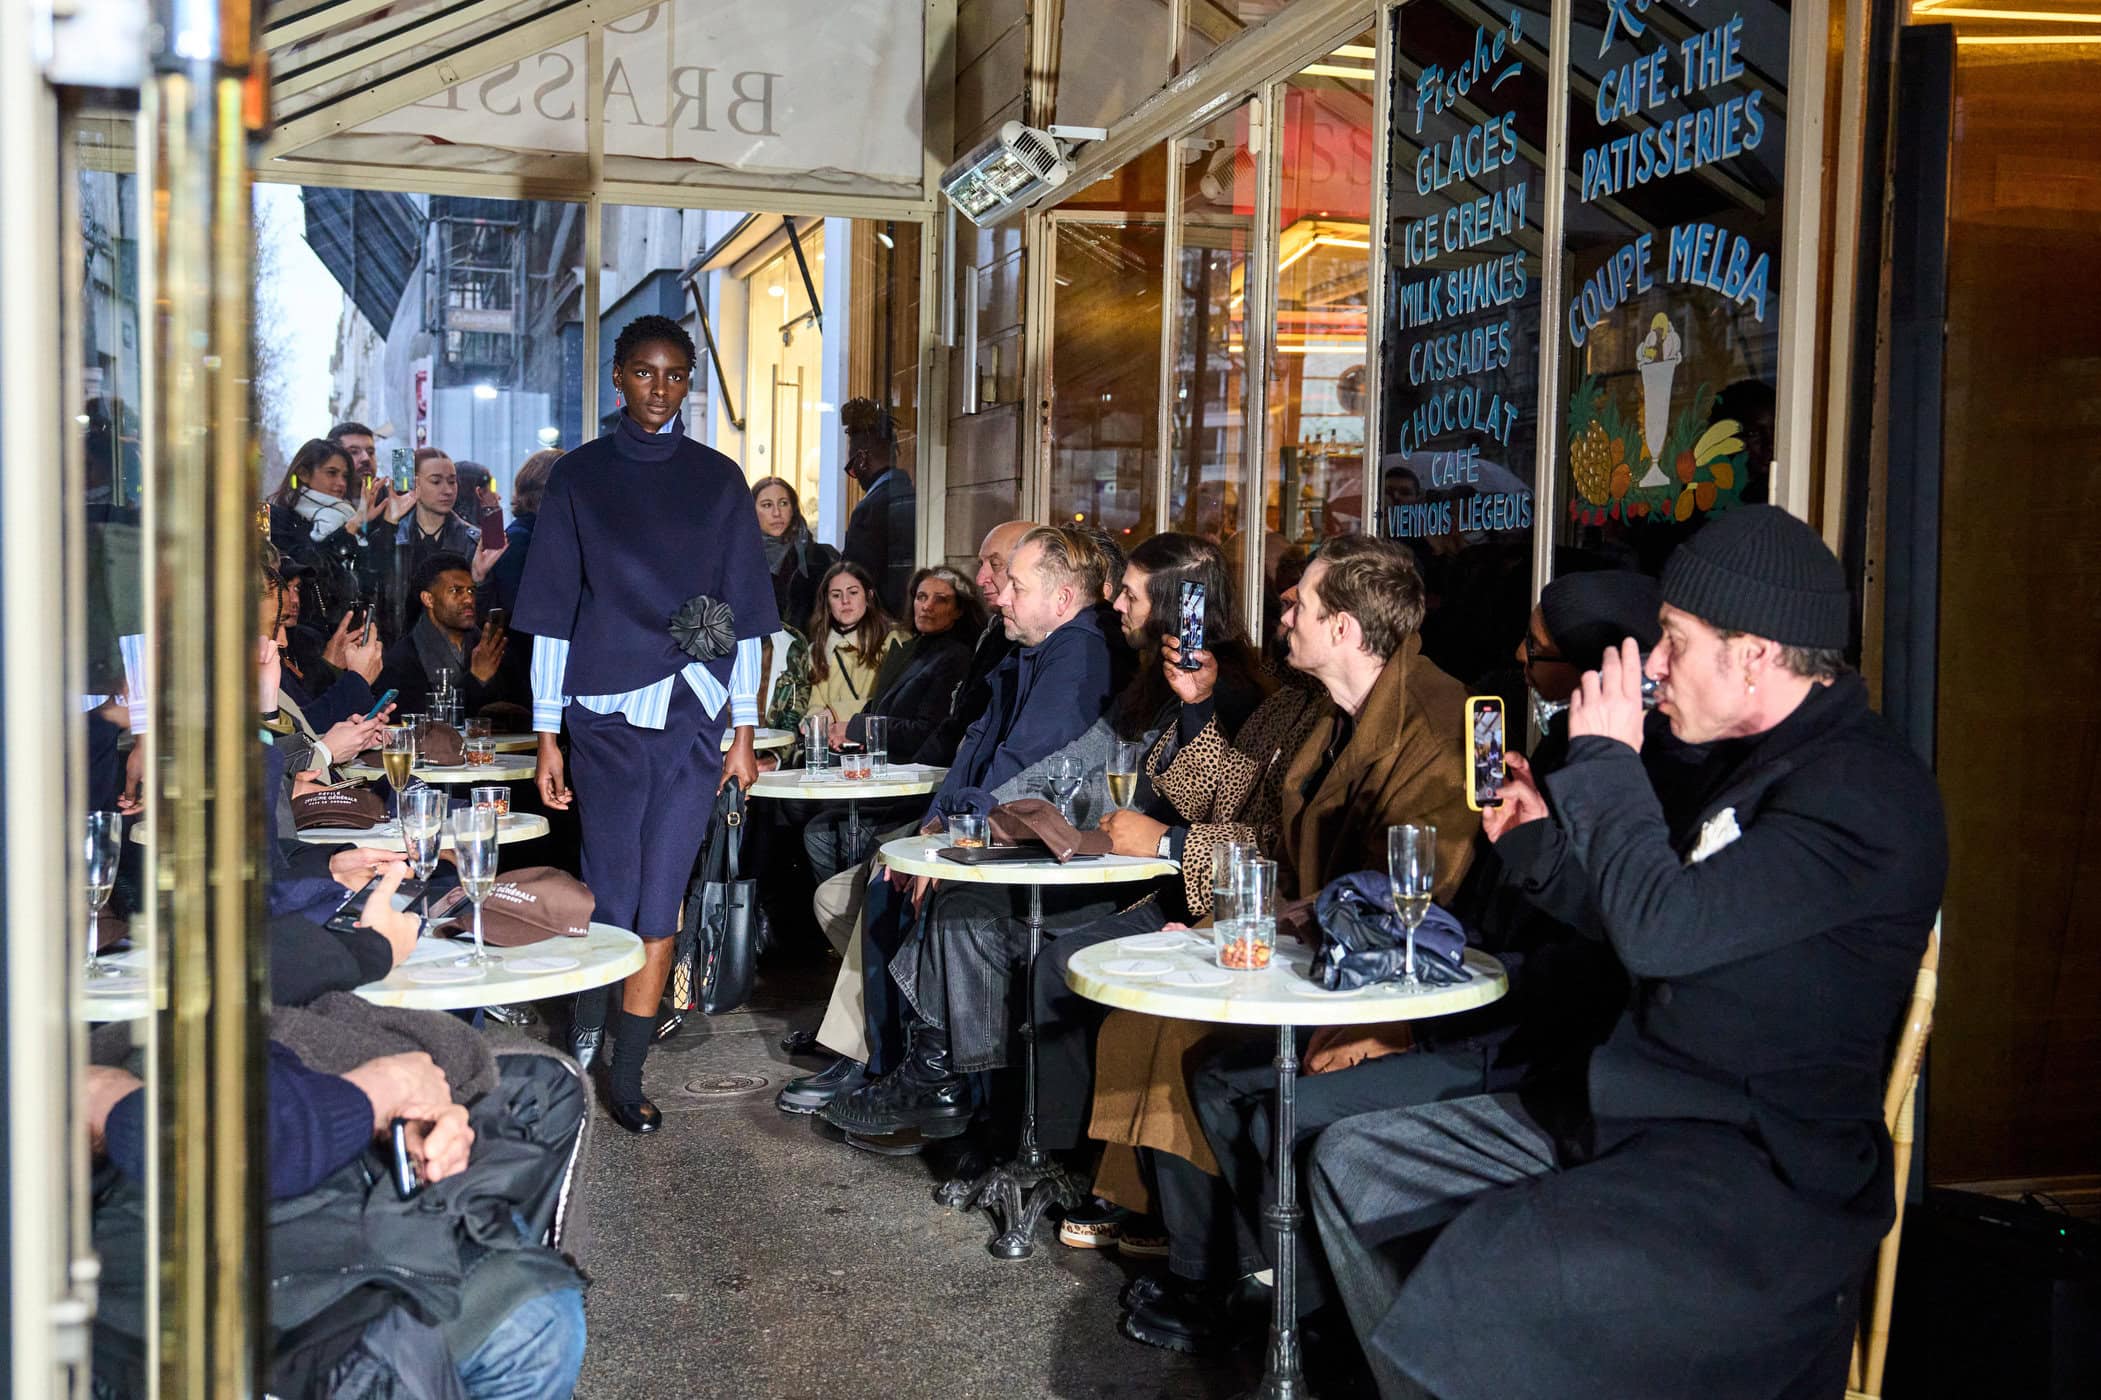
[821,1019,970,1139]
[605,1009,660,1134]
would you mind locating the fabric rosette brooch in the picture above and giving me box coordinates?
[670,594,737,663]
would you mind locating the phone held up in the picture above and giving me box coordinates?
[1176,580,1206,671]
[1466,696,1506,811]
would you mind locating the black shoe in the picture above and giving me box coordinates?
[821,1023,969,1138]
[775,1057,866,1115]
[654,1010,685,1043]
[484,1003,534,1028]
[567,1025,603,1071]
[844,1127,931,1157]
[1121,1272,1168,1312]
[608,1097,661,1134]
[1122,1276,1230,1355]
[779,1027,821,1056]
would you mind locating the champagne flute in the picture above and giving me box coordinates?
[400,787,446,924]
[1387,824,1437,988]
[1044,754,1084,825]
[84,811,124,980]
[381,723,417,820]
[451,802,502,970]
[1106,740,1144,813]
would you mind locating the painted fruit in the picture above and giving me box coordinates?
[1696,481,1718,509]
[1676,449,1698,483]
[1710,458,1736,490]
[1572,421,1614,505]
[1611,464,1632,500]
[1675,488,1696,521]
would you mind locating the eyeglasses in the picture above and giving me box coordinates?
[1523,635,1570,667]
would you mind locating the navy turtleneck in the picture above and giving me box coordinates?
[511,416,782,696]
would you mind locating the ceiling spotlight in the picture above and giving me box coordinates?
[473,383,499,400]
[874,231,895,249]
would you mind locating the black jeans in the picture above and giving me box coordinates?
[890,884,1121,1074]
[1030,902,1171,1152]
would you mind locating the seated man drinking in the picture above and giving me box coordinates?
[1310,507,1948,1400]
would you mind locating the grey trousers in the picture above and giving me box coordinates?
[1308,1093,1559,1400]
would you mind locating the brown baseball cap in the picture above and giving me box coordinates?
[441,866,594,947]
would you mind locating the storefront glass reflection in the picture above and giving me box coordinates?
[1258,29,1378,640]
[1047,218,1168,545]
[1169,103,1258,545]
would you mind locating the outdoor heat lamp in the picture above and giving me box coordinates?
[941,121,1105,226]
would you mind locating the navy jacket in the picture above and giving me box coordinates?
[929,606,1115,819]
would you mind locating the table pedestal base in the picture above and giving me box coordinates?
[949,1150,1080,1260]
[1247,1022,1311,1399]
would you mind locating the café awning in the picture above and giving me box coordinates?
[259,0,941,214]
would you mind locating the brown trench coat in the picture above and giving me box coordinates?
[1088,636,1480,1187]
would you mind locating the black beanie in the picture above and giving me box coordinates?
[1540,570,1663,671]
[1660,505,1850,649]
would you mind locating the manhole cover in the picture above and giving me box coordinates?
[682,1073,770,1097]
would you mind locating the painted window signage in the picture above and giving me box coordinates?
[1555,0,1787,537]
[1381,0,1550,550]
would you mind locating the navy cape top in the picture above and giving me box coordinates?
[511,415,782,697]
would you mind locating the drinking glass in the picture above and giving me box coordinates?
[85,811,125,980]
[801,713,831,769]
[1044,754,1084,824]
[863,715,890,776]
[838,742,872,781]
[399,787,447,922]
[438,697,463,729]
[947,814,988,848]
[451,803,502,970]
[464,735,495,767]
[1388,824,1437,988]
[464,716,493,742]
[1106,740,1144,812]
[471,783,510,818]
[1209,840,1254,939]
[381,724,418,815]
[1219,856,1277,971]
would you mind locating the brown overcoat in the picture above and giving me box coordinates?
[1088,636,1480,1182]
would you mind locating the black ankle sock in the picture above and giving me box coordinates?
[608,1009,654,1104]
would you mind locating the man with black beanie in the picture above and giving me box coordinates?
[1309,506,1948,1400]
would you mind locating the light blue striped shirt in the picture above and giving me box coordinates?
[84,633,150,734]
[531,633,761,734]
[528,412,761,734]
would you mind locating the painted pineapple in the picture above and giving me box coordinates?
[1569,377,1615,506]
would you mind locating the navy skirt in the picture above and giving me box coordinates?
[564,683,726,939]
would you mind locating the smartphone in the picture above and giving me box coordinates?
[311,775,365,794]
[356,604,374,646]
[1176,580,1206,671]
[363,687,399,721]
[389,1118,420,1199]
[481,607,507,635]
[390,446,414,492]
[477,499,505,542]
[1466,696,1506,811]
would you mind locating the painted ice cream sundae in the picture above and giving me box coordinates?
[1635,312,1683,486]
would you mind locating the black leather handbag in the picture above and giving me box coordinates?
[672,781,757,1016]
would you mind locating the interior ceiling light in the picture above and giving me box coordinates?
[1916,2,2101,15]
[473,383,499,400]
[874,230,896,249]
[1332,43,1376,58]
[1955,30,2101,38]
[1298,63,1376,80]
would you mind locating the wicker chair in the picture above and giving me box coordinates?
[1846,918,1942,1400]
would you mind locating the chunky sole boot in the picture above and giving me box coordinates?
[776,1058,867,1115]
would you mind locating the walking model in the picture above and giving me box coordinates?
[513,314,781,1134]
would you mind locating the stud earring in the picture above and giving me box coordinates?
[1746,674,1757,696]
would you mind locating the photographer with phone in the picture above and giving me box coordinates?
[376,552,523,721]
